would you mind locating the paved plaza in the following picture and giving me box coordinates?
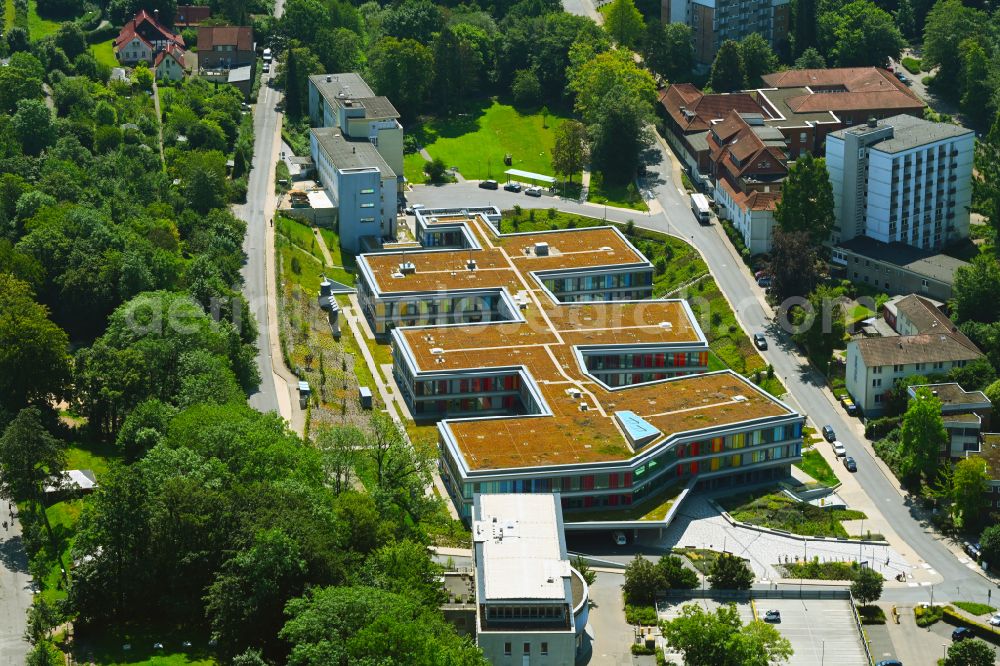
[654,494,913,582]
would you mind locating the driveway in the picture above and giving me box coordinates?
[584,571,636,665]
[0,518,33,665]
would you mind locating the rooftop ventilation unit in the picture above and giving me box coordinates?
[390,272,404,279]
[430,348,444,355]
[599,246,612,251]
[732,395,747,402]
[659,321,673,330]
[568,388,582,399]
[399,261,416,275]
[534,242,549,257]
[467,259,477,271]
[579,402,588,411]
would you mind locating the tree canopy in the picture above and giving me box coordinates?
[818,0,904,67]
[661,603,793,666]
[899,388,947,484]
[773,152,835,246]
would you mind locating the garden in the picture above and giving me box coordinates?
[718,490,869,538]
[794,448,840,487]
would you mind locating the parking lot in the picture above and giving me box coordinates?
[656,596,868,665]
[760,598,868,666]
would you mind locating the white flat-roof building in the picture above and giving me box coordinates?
[827,114,974,249]
[473,494,589,665]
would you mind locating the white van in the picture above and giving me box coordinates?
[613,531,627,546]
[690,192,711,224]
[262,48,272,63]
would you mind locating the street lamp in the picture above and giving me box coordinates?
[942,643,947,661]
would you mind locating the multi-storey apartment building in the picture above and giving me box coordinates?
[846,294,983,416]
[826,114,975,249]
[307,73,404,181]
[662,0,790,64]
[472,494,589,665]
[357,208,804,523]
[310,127,397,254]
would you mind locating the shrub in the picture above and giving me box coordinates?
[511,68,542,107]
[953,601,997,616]
[857,604,886,624]
[915,604,944,627]
[901,57,922,74]
[865,415,902,439]
[423,157,448,183]
[631,643,656,655]
[625,604,658,625]
[941,605,1000,642]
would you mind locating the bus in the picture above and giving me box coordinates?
[690,192,711,224]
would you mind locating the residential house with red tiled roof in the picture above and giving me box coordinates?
[175,4,212,27]
[707,110,789,254]
[114,9,185,69]
[197,25,254,70]
[154,42,186,81]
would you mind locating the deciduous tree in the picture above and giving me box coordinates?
[972,113,1000,252]
[551,120,588,183]
[738,33,778,85]
[900,388,947,483]
[709,40,745,92]
[922,0,984,101]
[644,21,694,84]
[818,0,904,67]
[794,46,825,69]
[774,152,834,245]
[709,553,754,590]
[791,0,817,56]
[367,37,434,118]
[661,603,793,666]
[945,639,996,666]
[951,457,989,528]
[623,555,662,604]
[604,0,644,48]
[850,566,884,605]
[0,274,70,410]
[769,229,821,301]
[951,254,1000,324]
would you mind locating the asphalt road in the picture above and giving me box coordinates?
[240,0,285,415]
[408,138,997,605]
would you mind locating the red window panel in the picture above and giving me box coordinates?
[583,496,594,507]
[674,352,685,367]
[609,495,620,506]
[623,472,632,487]
[655,354,665,367]
[562,477,572,492]
[690,462,699,474]
[609,473,618,489]
[699,351,708,366]
[623,494,633,505]
[690,442,700,456]
[582,476,595,490]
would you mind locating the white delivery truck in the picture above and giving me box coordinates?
[690,192,711,224]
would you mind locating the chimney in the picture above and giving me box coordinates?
[867,117,877,128]
[326,75,332,82]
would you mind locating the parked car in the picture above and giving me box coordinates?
[963,541,982,559]
[479,179,498,190]
[988,614,1000,626]
[822,425,836,442]
[753,333,768,350]
[843,456,857,472]
[952,627,973,642]
[757,276,772,287]
[262,62,270,73]
[763,610,781,622]
[503,182,522,192]
[525,186,543,197]
[613,531,627,546]
[839,394,858,415]
[832,441,847,457]
[875,661,902,666]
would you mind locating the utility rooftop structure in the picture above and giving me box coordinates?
[357,208,804,523]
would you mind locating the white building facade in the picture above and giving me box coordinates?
[827,115,974,249]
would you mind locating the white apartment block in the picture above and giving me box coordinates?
[827,115,974,249]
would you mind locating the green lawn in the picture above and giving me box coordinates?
[90,39,119,69]
[953,601,997,616]
[411,99,577,183]
[28,0,58,40]
[66,438,120,479]
[4,0,13,29]
[403,152,429,184]
[719,490,866,538]
[794,448,839,487]
[674,548,728,576]
[587,171,648,212]
[686,277,785,396]
[277,215,355,288]
[74,624,218,665]
[781,559,867,581]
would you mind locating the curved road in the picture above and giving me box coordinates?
[408,141,996,605]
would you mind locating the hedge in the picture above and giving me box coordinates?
[625,604,658,626]
[865,415,902,440]
[901,57,922,74]
[942,606,1000,645]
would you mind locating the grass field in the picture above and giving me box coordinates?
[409,99,577,184]
[90,39,119,69]
[588,171,648,212]
[403,152,429,184]
[686,277,785,396]
[74,624,218,666]
[794,448,839,487]
[719,490,866,538]
[28,0,58,39]
[781,559,868,581]
[953,601,997,616]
